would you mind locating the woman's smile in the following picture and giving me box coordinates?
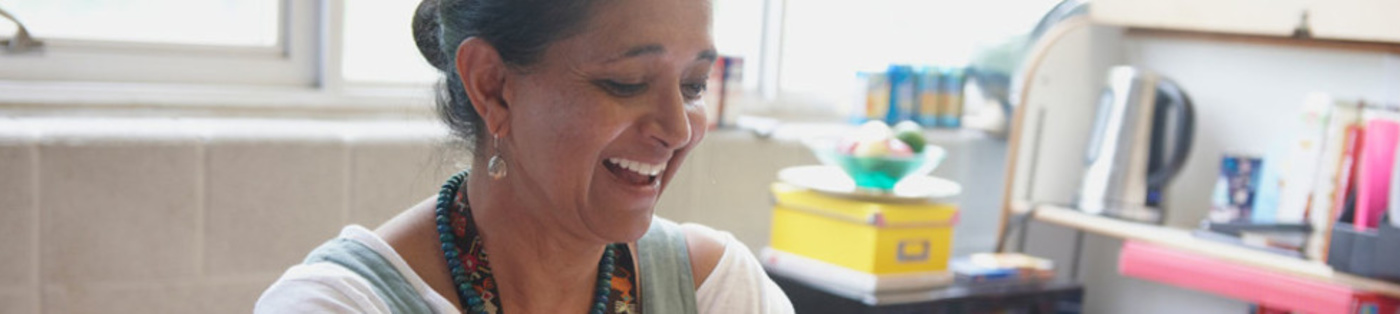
[603,157,667,186]
[598,154,669,208]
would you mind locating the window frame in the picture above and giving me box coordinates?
[0,0,320,87]
[0,0,442,114]
[0,0,907,117]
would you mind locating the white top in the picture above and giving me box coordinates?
[255,224,793,314]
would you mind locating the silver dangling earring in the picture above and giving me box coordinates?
[487,134,507,179]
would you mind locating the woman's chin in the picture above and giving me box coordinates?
[584,206,655,243]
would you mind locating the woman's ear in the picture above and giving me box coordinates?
[455,37,510,137]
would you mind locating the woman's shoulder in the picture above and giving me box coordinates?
[256,213,458,314]
[673,221,795,313]
[255,226,407,313]
[678,222,726,287]
[256,259,389,313]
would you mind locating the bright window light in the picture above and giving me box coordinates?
[780,0,1060,101]
[341,1,439,84]
[341,0,765,85]
[712,0,766,91]
[0,0,280,47]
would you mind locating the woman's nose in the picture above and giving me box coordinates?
[645,88,693,150]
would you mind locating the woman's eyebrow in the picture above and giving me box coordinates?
[602,45,716,63]
[601,44,665,63]
[624,44,665,58]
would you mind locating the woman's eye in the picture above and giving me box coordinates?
[599,80,647,96]
[681,82,708,101]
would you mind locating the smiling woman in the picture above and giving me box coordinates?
[253,0,793,313]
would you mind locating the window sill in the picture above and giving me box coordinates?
[0,116,449,145]
[0,80,436,119]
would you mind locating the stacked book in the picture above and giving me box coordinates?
[761,248,1061,305]
[949,253,1055,285]
[1191,221,1311,258]
[760,247,954,305]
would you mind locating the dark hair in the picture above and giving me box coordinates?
[413,0,596,153]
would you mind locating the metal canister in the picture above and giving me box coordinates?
[916,66,942,127]
[887,65,917,124]
[861,71,890,123]
[938,67,965,128]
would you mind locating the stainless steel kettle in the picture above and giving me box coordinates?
[1076,66,1194,224]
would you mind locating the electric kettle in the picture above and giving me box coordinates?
[1076,66,1195,224]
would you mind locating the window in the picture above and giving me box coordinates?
[340,0,769,87]
[0,0,279,47]
[778,0,1060,104]
[712,0,767,92]
[0,0,316,87]
[340,1,438,85]
[0,0,1060,113]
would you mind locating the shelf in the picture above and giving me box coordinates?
[1028,204,1400,299]
[1126,27,1400,54]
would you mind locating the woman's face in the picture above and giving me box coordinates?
[500,0,713,242]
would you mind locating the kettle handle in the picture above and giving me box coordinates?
[1146,79,1194,189]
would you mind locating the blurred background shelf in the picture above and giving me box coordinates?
[1124,28,1400,55]
[1025,204,1400,299]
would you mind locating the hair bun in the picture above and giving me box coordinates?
[413,0,450,71]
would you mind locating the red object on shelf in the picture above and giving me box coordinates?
[1334,126,1364,225]
[1358,120,1400,229]
[1118,240,1399,314]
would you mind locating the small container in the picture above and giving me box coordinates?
[916,66,943,127]
[1376,216,1400,281]
[887,65,918,125]
[1330,222,1378,277]
[718,57,744,128]
[1328,213,1400,282]
[703,58,726,129]
[861,72,891,123]
[938,67,966,128]
[1327,222,1358,272]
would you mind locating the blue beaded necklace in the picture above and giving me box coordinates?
[435,171,617,314]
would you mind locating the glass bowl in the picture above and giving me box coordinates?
[805,138,946,191]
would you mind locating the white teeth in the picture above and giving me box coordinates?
[608,157,666,176]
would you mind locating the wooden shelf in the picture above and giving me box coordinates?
[1028,204,1400,299]
[1126,27,1400,54]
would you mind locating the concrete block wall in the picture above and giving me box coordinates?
[0,118,457,314]
[0,117,1004,313]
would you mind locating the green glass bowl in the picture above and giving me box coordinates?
[807,140,946,191]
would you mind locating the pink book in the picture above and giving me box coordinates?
[1333,126,1363,224]
[1357,119,1399,229]
[1118,241,1379,313]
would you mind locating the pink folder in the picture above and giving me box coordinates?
[1358,120,1399,229]
[1118,241,1391,313]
